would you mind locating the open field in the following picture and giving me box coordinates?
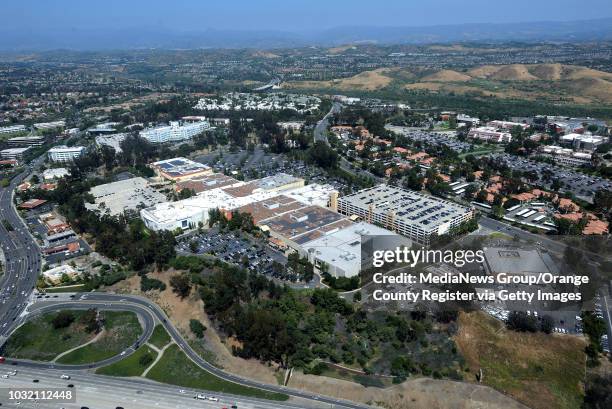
[287,63,612,105]
[95,345,158,377]
[145,344,289,401]
[2,310,96,361]
[148,324,171,349]
[57,311,142,364]
[454,311,586,409]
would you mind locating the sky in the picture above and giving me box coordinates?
[4,0,612,32]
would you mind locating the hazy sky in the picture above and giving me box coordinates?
[5,0,612,32]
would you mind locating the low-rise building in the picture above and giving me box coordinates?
[7,135,45,147]
[468,127,512,143]
[47,145,85,162]
[34,120,65,130]
[538,145,592,167]
[302,222,406,278]
[0,124,27,134]
[42,265,80,285]
[42,168,70,181]
[559,133,606,151]
[150,157,212,182]
[86,177,166,217]
[140,120,210,144]
[1,147,29,161]
[95,133,128,153]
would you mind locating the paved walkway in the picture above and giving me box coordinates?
[52,329,105,363]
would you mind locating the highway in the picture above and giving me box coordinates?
[0,162,42,343]
[313,102,382,183]
[0,366,323,409]
[4,294,370,409]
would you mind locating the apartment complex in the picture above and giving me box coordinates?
[337,185,473,245]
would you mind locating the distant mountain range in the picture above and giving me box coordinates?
[1,18,612,51]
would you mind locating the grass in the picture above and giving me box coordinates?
[95,345,158,377]
[3,310,96,361]
[455,311,586,409]
[146,344,288,401]
[148,324,171,349]
[57,311,142,365]
[45,284,87,293]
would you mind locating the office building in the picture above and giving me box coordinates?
[7,135,45,147]
[468,127,512,143]
[47,146,85,162]
[140,120,210,144]
[337,185,473,245]
[42,168,71,181]
[0,124,27,134]
[0,147,29,161]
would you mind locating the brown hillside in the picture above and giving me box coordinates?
[421,69,472,82]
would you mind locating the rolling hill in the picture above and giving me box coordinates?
[286,63,612,105]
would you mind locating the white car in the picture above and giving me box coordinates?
[60,374,70,380]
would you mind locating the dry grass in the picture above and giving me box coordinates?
[288,63,612,104]
[454,311,586,409]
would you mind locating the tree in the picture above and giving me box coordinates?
[537,315,554,334]
[506,311,538,332]
[189,319,207,338]
[139,352,154,367]
[52,311,75,329]
[170,274,192,299]
[79,308,100,333]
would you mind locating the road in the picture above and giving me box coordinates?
[313,102,341,145]
[313,102,382,183]
[0,161,43,343]
[0,366,323,409]
[4,293,370,409]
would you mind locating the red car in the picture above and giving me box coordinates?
[0,356,5,363]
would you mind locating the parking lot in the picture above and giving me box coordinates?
[490,153,612,202]
[386,125,472,153]
[176,229,304,281]
[194,146,350,193]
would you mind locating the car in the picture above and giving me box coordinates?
[60,374,70,380]
[1,375,8,379]
[32,379,39,383]
[67,384,74,388]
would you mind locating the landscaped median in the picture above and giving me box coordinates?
[56,311,142,364]
[3,309,143,365]
[145,344,289,401]
[96,345,158,377]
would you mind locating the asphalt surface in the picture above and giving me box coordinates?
[0,366,325,409]
[4,293,370,409]
[0,162,43,343]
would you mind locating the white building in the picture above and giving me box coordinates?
[34,120,66,130]
[0,124,27,134]
[337,185,474,245]
[95,133,128,153]
[141,175,336,232]
[43,264,80,285]
[487,120,529,130]
[302,222,404,278]
[559,133,606,151]
[538,146,593,167]
[47,145,85,162]
[0,147,29,160]
[140,120,210,144]
[86,177,167,217]
[42,168,70,181]
[468,127,512,143]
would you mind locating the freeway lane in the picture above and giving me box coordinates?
[5,294,371,409]
[0,367,324,409]
[0,162,42,343]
